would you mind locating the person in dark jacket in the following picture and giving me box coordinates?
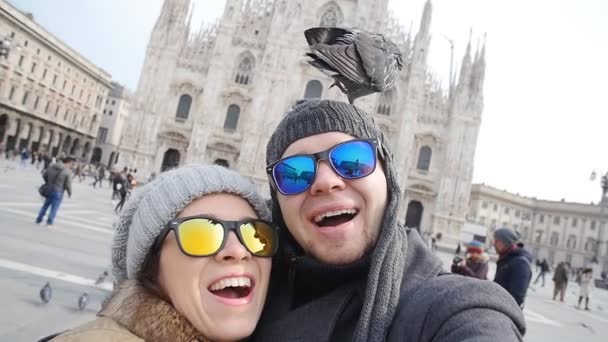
[114,172,131,213]
[451,240,489,279]
[493,227,533,308]
[552,262,569,302]
[534,258,550,287]
[35,156,74,227]
[254,99,525,342]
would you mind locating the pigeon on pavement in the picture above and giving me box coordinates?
[78,292,89,311]
[40,282,52,304]
[304,27,403,104]
[95,270,109,285]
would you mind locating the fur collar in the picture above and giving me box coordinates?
[99,280,209,342]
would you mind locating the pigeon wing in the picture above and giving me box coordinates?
[310,43,369,85]
[354,32,392,91]
[304,27,356,46]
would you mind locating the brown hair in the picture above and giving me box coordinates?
[137,243,167,300]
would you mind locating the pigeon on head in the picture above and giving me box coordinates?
[304,27,403,104]
[40,282,52,304]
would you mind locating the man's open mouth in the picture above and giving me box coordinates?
[208,276,253,299]
[313,209,358,227]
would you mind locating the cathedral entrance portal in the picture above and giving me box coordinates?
[161,149,180,172]
[91,147,102,164]
[405,200,424,231]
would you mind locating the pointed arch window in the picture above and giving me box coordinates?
[304,80,323,99]
[320,4,341,27]
[377,91,393,115]
[224,104,240,132]
[235,55,254,86]
[176,94,192,121]
[416,145,432,171]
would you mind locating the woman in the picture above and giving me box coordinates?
[577,268,594,310]
[50,165,277,341]
[451,240,489,280]
[114,172,131,213]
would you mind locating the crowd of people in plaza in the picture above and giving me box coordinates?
[5,142,143,227]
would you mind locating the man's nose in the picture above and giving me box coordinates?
[309,161,346,195]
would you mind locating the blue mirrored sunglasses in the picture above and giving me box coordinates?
[266,139,381,195]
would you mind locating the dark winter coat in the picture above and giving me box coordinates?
[494,247,533,306]
[552,262,569,284]
[253,230,526,341]
[43,162,73,196]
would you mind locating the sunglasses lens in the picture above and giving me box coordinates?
[177,218,224,256]
[239,221,277,257]
[273,156,315,195]
[330,140,376,179]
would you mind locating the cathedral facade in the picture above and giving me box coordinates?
[119,0,486,241]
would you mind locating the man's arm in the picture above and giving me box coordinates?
[64,171,73,197]
[42,169,48,182]
[388,275,525,341]
[432,308,522,342]
[508,258,531,306]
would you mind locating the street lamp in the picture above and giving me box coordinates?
[589,170,608,271]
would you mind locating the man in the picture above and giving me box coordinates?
[451,240,489,280]
[493,227,533,308]
[552,261,569,302]
[254,100,525,341]
[533,258,550,287]
[36,156,74,227]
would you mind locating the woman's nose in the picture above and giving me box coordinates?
[215,231,251,262]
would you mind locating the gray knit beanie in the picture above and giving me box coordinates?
[494,227,519,246]
[266,99,406,342]
[111,164,271,282]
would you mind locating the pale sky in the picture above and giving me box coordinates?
[8,0,608,204]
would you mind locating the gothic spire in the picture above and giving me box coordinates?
[458,29,473,85]
[419,0,432,35]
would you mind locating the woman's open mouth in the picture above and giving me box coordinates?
[208,276,254,303]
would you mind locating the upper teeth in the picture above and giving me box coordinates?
[314,209,357,223]
[209,277,251,291]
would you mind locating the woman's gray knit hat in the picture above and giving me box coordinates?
[266,99,407,342]
[111,164,270,282]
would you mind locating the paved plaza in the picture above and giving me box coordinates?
[0,159,607,341]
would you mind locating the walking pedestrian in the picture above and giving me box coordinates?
[20,148,29,168]
[552,261,569,302]
[577,268,594,310]
[114,173,130,213]
[35,156,74,227]
[493,227,533,308]
[97,165,106,188]
[533,259,550,287]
